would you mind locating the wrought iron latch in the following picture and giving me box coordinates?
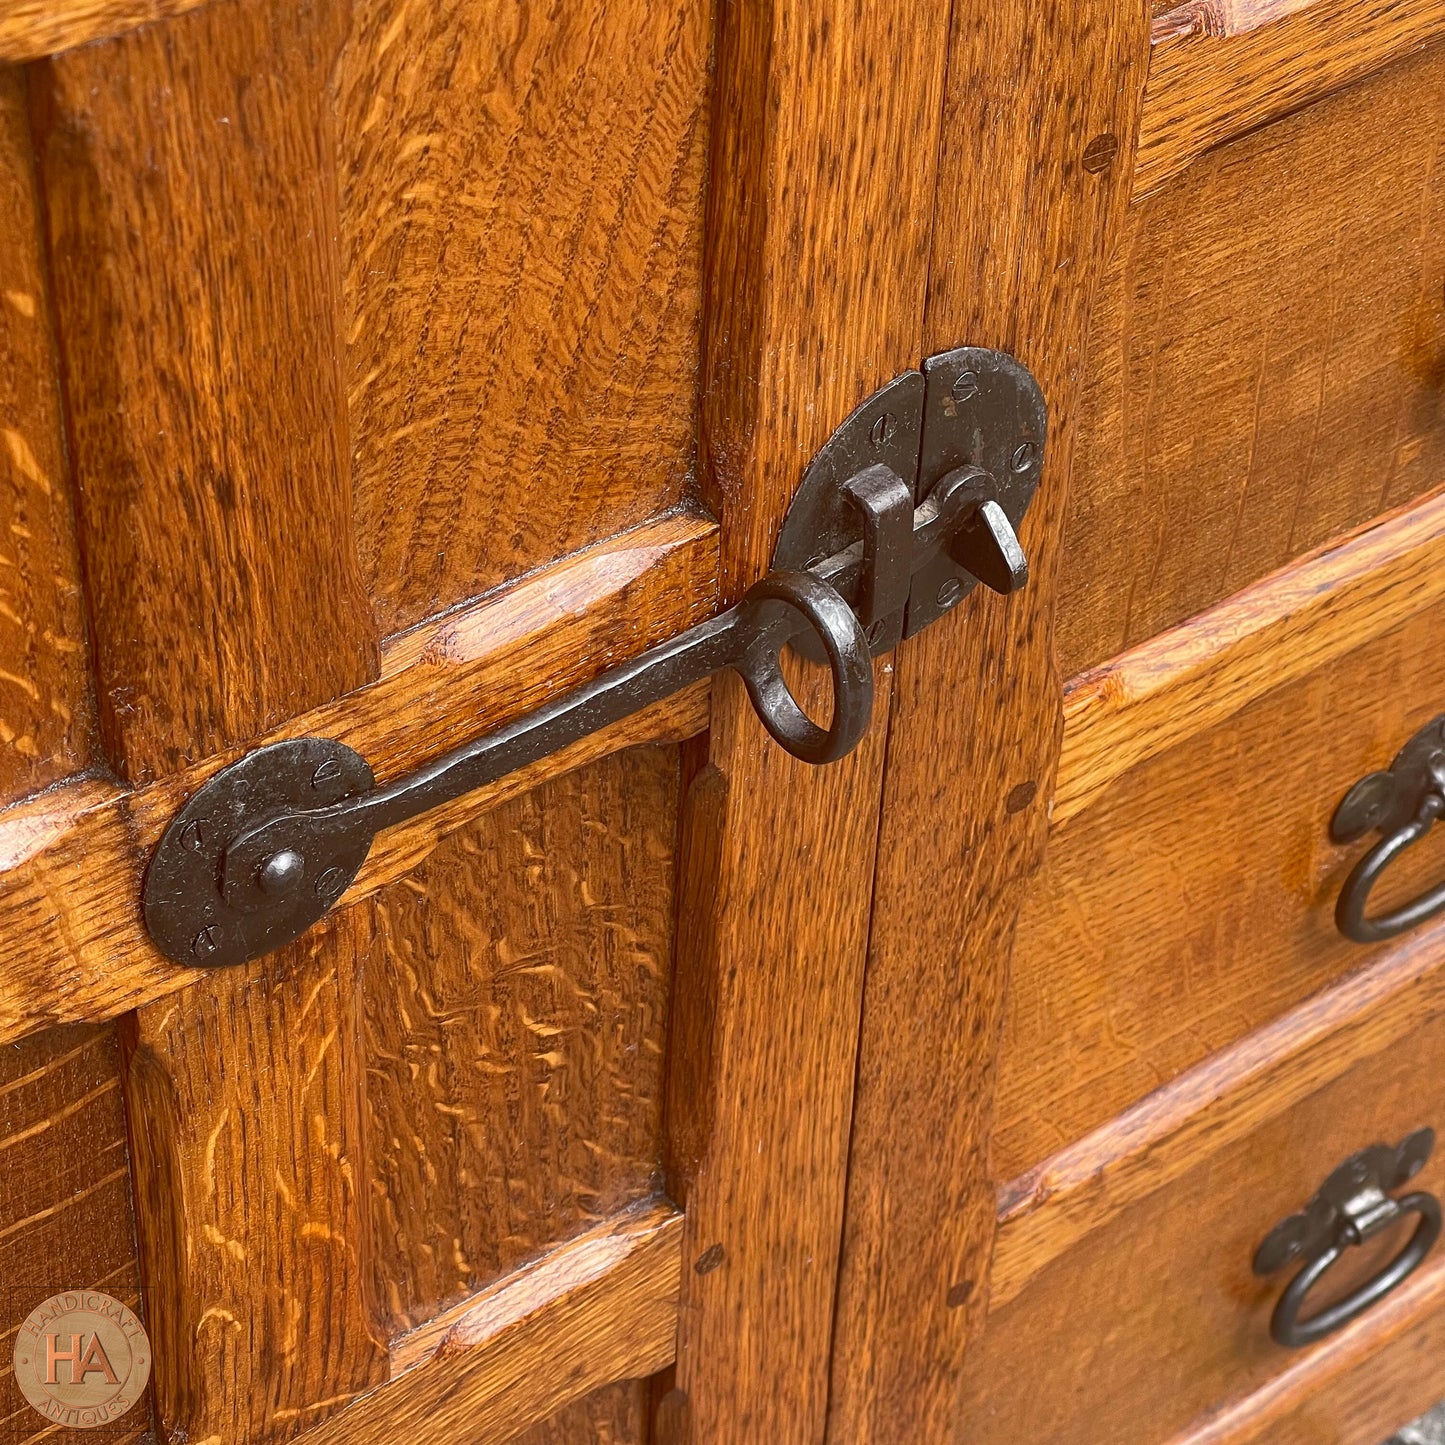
[144,346,1046,969]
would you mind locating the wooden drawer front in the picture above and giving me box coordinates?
[996,489,1445,1179]
[966,927,1445,1444]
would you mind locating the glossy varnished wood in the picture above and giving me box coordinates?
[1060,46,1445,676]
[0,0,212,63]
[363,747,676,1331]
[1138,0,1445,196]
[511,1380,649,1445]
[1000,594,1445,1176]
[961,934,1445,1442]
[336,0,711,632]
[0,1023,150,1444]
[0,72,92,806]
[297,1204,681,1445]
[823,0,1150,1434]
[656,0,953,1435]
[0,517,714,1045]
[32,0,379,783]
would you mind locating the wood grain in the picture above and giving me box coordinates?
[510,1380,649,1445]
[999,598,1445,1178]
[32,0,379,783]
[122,914,389,1443]
[0,1022,150,1445]
[336,0,710,632]
[655,0,951,1435]
[298,1204,681,1445]
[363,747,676,1332]
[0,71,93,809]
[0,0,212,64]
[1166,1256,1445,1444]
[823,0,1150,1435]
[1061,44,1445,675]
[1138,0,1445,196]
[993,920,1445,1310]
[959,956,1445,1442]
[0,516,714,1046]
[1057,486,1445,827]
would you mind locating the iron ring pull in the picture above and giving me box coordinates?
[1270,1191,1441,1348]
[1336,793,1445,943]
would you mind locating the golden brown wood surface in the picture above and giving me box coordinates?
[363,748,676,1331]
[0,0,212,64]
[123,918,389,1443]
[32,0,379,784]
[0,516,714,1045]
[1059,43,1445,676]
[823,0,1149,1433]
[1000,598,1445,1178]
[511,1380,649,1445]
[657,0,952,1434]
[994,920,1445,1310]
[0,1023,150,1444]
[0,71,92,807]
[1167,1258,1445,1444]
[1138,0,1445,196]
[1057,488,1445,826]
[960,941,1445,1442]
[337,0,711,632]
[299,1204,681,1445]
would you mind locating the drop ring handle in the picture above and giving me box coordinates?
[1270,1190,1440,1348]
[1336,794,1445,943]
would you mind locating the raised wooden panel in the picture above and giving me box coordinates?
[1058,44,1445,677]
[511,1378,648,1445]
[0,1022,150,1445]
[33,0,379,783]
[336,0,711,633]
[0,71,92,807]
[999,596,1445,1178]
[364,746,676,1332]
[963,946,1445,1444]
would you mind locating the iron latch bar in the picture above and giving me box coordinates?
[144,346,1047,969]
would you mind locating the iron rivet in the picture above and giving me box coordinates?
[1011,441,1036,473]
[865,619,886,646]
[192,926,219,958]
[315,866,347,899]
[258,850,306,895]
[951,370,979,403]
[869,412,897,447]
[179,820,204,854]
[312,758,343,787]
[937,577,963,608]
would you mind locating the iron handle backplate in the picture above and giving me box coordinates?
[1332,715,1445,944]
[143,346,1047,970]
[1254,1129,1440,1348]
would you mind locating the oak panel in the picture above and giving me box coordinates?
[0,1023,149,1445]
[34,0,379,783]
[1059,45,1445,677]
[513,1379,648,1445]
[0,0,212,63]
[998,600,1445,1178]
[364,747,676,1332]
[0,72,91,807]
[0,516,714,1046]
[337,0,710,632]
[962,965,1445,1443]
[1139,0,1445,197]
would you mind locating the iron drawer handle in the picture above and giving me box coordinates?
[1332,716,1445,944]
[141,346,1051,970]
[1255,1129,1439,1349]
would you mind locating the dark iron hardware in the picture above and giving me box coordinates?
[144,346,1046,969]
[1253,1129,1441,1348]
[1332,715,1445,944]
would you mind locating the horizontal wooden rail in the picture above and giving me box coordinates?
[0,512,716,1046]
[0,0,211,62]
[990,922,1445,1310]
[1054,486,1445,829]
[1137,0,1445,197]
[298,1203,683,1445]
